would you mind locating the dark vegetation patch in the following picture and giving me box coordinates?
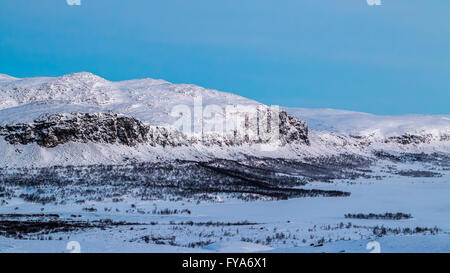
[19,193,56,204]
[370,225,440,237]
[140,235,177,245]
[0,155,371,202]
[168,221,259,226]
[82,207,98,212]
[396,170,442,178]
[374,152,450,169]
[152,208,191,215]
[132,234,213,248]
[186,240,214,248]
[0,213,60,219]
[0,215,140,239]
[0,186,14,199]
[345,212,412,220]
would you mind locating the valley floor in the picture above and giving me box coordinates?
[0,167,449,253]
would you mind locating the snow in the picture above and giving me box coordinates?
[0,74,18,81]
[287,107,450,139]
[1,72,449,142]
[0,170,449,253]
[203,242,273,253]
[0,72,258,126]
[0,72,449,253]
[0,72,449,168]
[268,234,450,253]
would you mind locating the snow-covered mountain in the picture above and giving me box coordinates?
[0,72,449,168]
[0,72,257,125]
[287,107,450,141]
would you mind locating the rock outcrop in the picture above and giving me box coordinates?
[387,133,434,145]
[279,111,309,145]
[0,111,310,148]
[0,113,151,147]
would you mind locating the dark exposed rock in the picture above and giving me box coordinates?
[386,133,432,145]
[0,112,192,148]
[441,134,450,141]
[0,113,151,148]
[279,111,309,145]
[0,111,310,148]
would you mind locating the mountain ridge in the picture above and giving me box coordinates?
[0,72,449,168]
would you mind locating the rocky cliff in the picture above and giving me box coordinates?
[0,111,309,148]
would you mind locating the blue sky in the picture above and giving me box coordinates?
[0,0,449,114]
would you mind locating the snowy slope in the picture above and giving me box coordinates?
[0,72,449,168]
[2,72,449,137]
[0,72,258,126]
[286,107,450,140]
